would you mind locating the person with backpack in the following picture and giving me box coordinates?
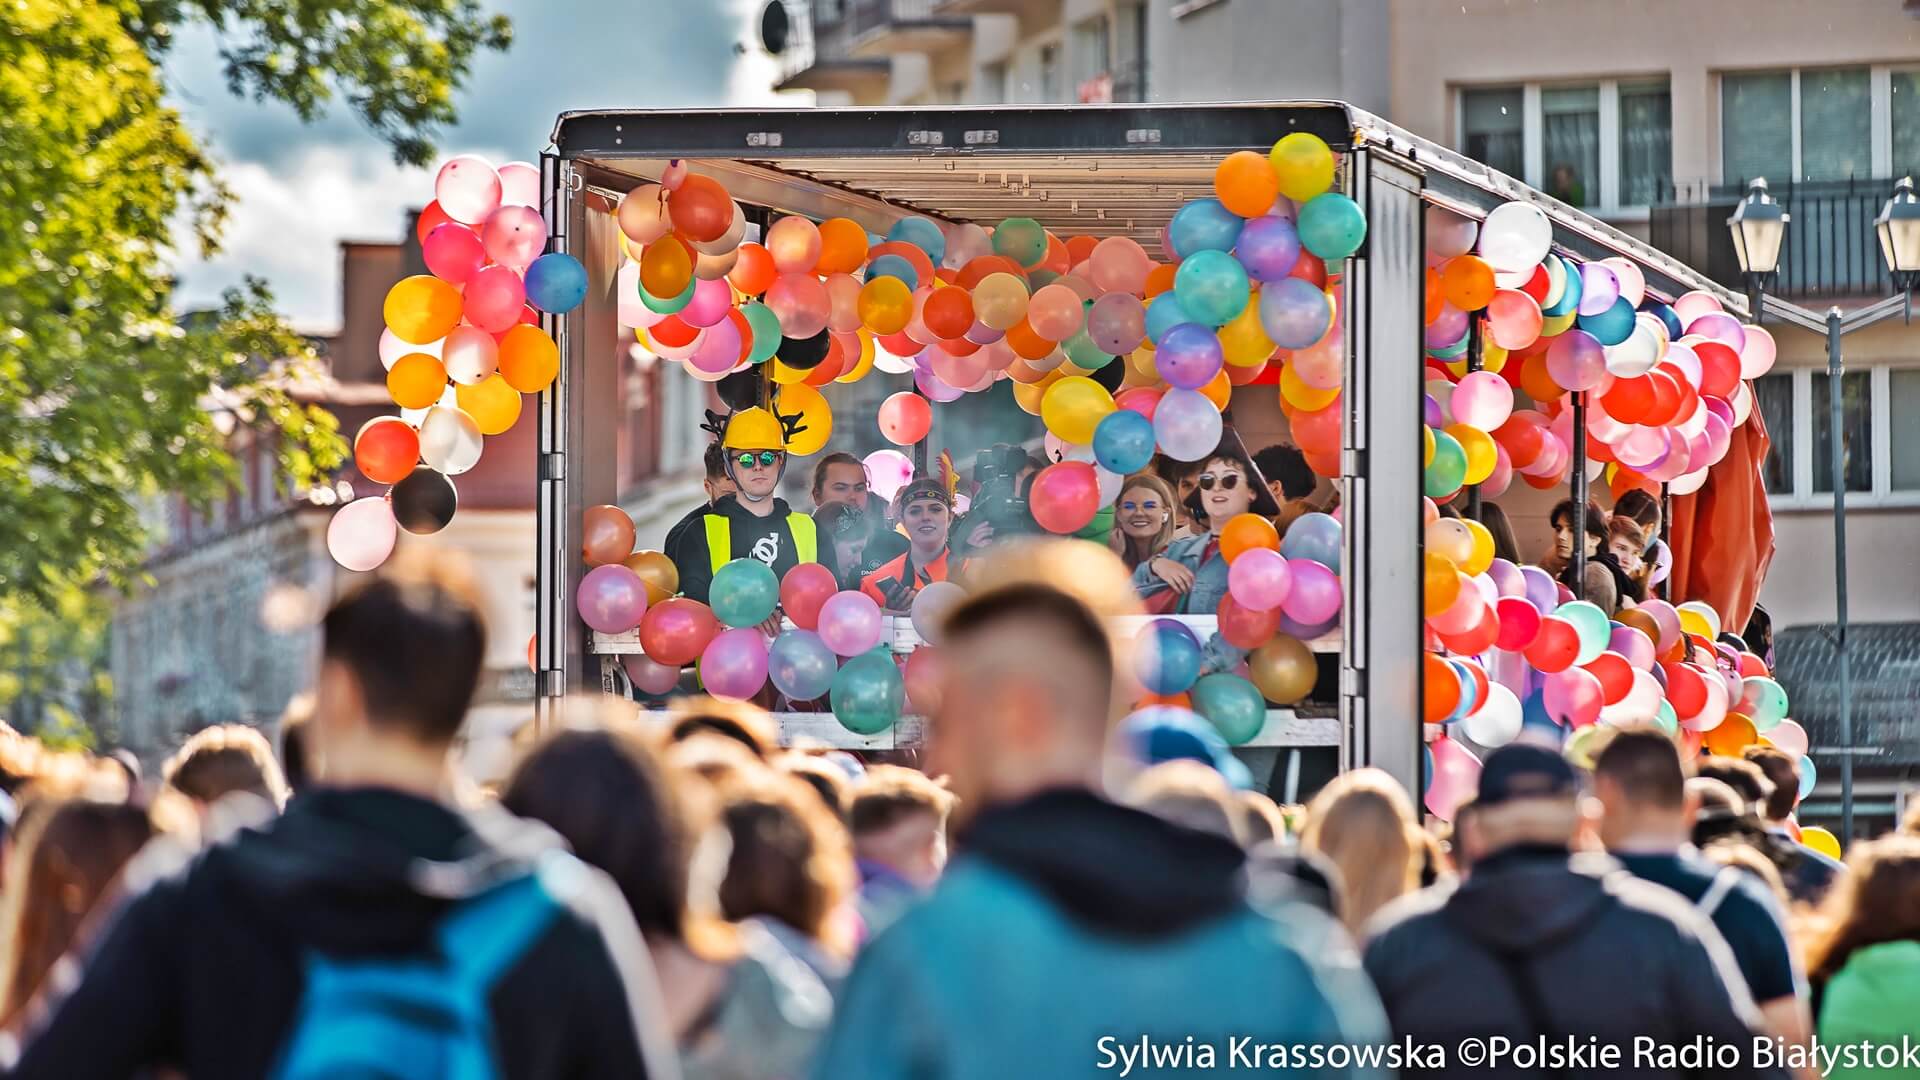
[1592,730,1811,1048]
[1362,742,1787,1079]
[0,557,678,1080]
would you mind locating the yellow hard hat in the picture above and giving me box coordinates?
[721,407,786,451]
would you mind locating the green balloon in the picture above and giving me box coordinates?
[1653,699,1678,736]
[1065,327,1114,369]
[1743,676,1790,730]
[1074,505,1115,540]
[832,651,904,735]
[1191,673,1267,746]
[710,558,778,628]
[1424,431,1467,498]
[742,301,783,365]
[1555,600,1611,664]
[641,275,696,315]
[1298,192,1368,262]
[993,217,1048,267]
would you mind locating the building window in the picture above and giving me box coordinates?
[1719,66,1917,186]
[1811,370,1871,494]
[1754,372,1794,495]
[1070,15,1109,97]
[1113,0,1147,102]
[1892,369,1920,490]
[1762,363,1920,507]
[979,61,1007,105]
[1721,71,1792,186]
[1038,43,1061,103]
[1458,80,1671,213]
[1892,70,1920,180]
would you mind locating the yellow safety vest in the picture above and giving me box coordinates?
[704,511,817,574]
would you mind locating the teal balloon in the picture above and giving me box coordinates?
[886,216,946,263]
[1173,250,1251,326]
[865,254,920,290]
[1191,673,1268,746]
[1424,431,1467,498]
[1065,326,1114,369]
[710,558,778,628]
[1168,198,1243,257]
[1741,676,1790,731]
[1297,193,1368,262]
[1797,755,1816,800]
[1427,333,1470,360]
[742,302,783,365]
[1555,600,1612,665]
[1146,292,1196,344]
[832,651,904,735]
[1653,699,1678,736]
[1542,255,1581,317]
[1576,295,1636,346]
[641,275,695,315]
[1093,409,1156,474]
[1134,619,1203,695]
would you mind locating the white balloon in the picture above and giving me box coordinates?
[1599,257,1647,308]
[1462,683,1523,748]
[380,328,441,370]
[1426,206,1480,259]
[497,161,542,209]
[1479,202,1553,272]
[1603,325,1661,378]
[1671,290,1724,324]
[441,325,499,385]
[327,497,398,572]
[418,406,484,475]
[1730,380,1755,426]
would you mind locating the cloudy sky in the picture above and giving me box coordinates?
[166,0,788,331]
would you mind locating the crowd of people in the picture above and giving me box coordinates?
[0,538,1911,1077]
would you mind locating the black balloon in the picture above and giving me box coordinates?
[391,469,457,535]
[1089,353,1125,394]
[717,368,763,412]
[777,328,831,370]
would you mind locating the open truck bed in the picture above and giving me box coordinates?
[534,102,1739,791]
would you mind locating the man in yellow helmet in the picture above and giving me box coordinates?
[667,407,836,612]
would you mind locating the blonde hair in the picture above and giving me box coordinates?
[1125,760,1244,844]
[163,724,288,808]
[1108,473,1178,571]
[1302,768,1422,938]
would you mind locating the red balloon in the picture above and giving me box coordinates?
[1738,652,1770,679]
[650,316,700,348]
[1440,609,1500,657]
[1291,399,1342,455]
[354,417,420,486]
[1218,593,1282,650]
[1603,375,1656,424]
[415,200,461,246]
[1289,250,1327,288]
[903,646,945,713]
[1459,658,1491,714]
[1694,341,1742,398]
[667,175,734,243]
[1524,616,1582,673]
[1584,651,1635,705]
[879,330,921,358]
[639,598,719,667]
[1644,368,1683,427]
[1494,596,1542,651]
[1029,461,1101,533]
[1115,386,1163,421]
[1662,661,1709,717]
[780,563,837,631]
[878,392,932,445]
[1494,413,1547,469]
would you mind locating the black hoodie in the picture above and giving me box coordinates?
[2,788,678,1080]
[667,494,837,606]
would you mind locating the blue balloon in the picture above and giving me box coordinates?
[1169,198,1244,257]
[1134,619,1203,695]
[1521,688,1559,735]
[1093,409,1156,475]
[1297,193,1368,261]
[886,216,946,264]
[1235,214,1302,282]
[1445,660,1479,723]
[1641,299,1684,340]
[768,630,838,701]
[1798,755,1817,800]
[525,253,587,314]
[1541,255,1581,317]
[1145,292,1197,345]
[1258,277,1333,349]
[1279,512,1342,573]
[865,253,920,290]
[1173,249,1251,326]
[1576,295,1636,346]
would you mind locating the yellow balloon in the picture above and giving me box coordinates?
[772,382,832,456]
[1540,310,1578,338]
[1126,344,1160,384]
[1800,826,1842,860]
[1460,518,1496,576]
[640,235,693,299]
[383,275,463,345]
[1011,379,1047,416]
[1249,635,1317,705]
[1423,424,1436,467]
[857,277,912,335]
[1447,423,1498,485]
[1425,518,1473,566]
[1281,363,1339,411]
[456,374,523,436]
[972,272,1030,331]
[769,356,812,384]
[835,330,876,383]
[1040,375,1115,445]
[1219,299,1276,368]
[1482,343,1509,373]
[1678,608,1717,641]
[1268,133,1336,203]
[1424,552,1462,616]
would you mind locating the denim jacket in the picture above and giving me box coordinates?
[1130,532,1244,673]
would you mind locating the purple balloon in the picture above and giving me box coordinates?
[1520,566,1558,614]
[700,627,769,700]
[965,320,1006,345]
[1423,394,1446,430]
[1577,265,1620,317]
[1687,311,1747,351]
[1425,304,1469,348]
[913,363,965,402]
[1280,558,1341,625]
[1088,292,1147,355]
[1278,612,1340,640]
[1486,558,1526,598]
[1236,215,1303,282]
[1610,626,1656,670]
[577,565,649,634]
[1258,278,1333,349]
[1155,323,1224,390]
[818,590,884,656]
[1545,329,1607,391]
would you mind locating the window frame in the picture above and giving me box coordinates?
[1453,77,1670,220]
[1718,64,1920,185]
[1761,362,1920,510]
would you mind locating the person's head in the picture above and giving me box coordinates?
[849,764,955,889]
[502,721,700,945]
[1548,499,1607,558]
[1744,604,1775,665]
[1903,797,1920,837]
[1124,760,1245,844]
[893,478,953,554]
[716,770,854,952]
[1450,798,1480,874]
[315,555,487,776]
[717,407,790,503]
[1591,727,1691,850]
[811,452,868,511]
[814,502,871,577]
[277,693,315,795]
[162,724,288,813]
[0,798,154,1022]
[1301,768,1422,937]
[1806,835,1920,987]
[1111,474,1177,553]
[931,578,1115,823]
[1612,488,1660,545]
[1252,443,1314,507]
[1464,743,1582,863]
[1691,755,1773,816]
[1607,517,1647,577]
[1471,502,1521,564]
[1740,746,1801,823]
[666,696,776,761]
[1701,838,1790,909]
[1189,453,1255,533]
[776,752,852,822]
[702,442,737,506]
[1237,789,1288,847]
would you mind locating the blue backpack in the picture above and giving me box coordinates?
[272,858,575,1080]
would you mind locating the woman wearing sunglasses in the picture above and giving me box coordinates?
[1107,473,1178,573]
[1131,436,1279,615]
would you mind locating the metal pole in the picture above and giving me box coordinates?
[1826,308,1853,845]
[1464,319,1483,522]
[1658,483,1672,602]
[1570,391,1588,599]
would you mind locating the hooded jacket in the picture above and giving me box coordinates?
[1,788,678,1080]
[668,495,836,606]
[1816,940,1920,1080]
[811,788,1389,1079]
[1362,845,1785,1079]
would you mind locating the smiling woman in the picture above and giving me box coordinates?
[1108,473,1178,572]
[1130,432,1280,618]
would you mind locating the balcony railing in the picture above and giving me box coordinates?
[778,0,949,82]
[1650,177,1900,301]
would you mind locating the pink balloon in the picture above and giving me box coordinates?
[1088,293,1147,355]
[1290,323,1344,389]
[1769,719,1809,757]
[623,653,683,695]
[1027,284,1085,341]
[465,266,528,334]
[1611,626,1657,670]
[577,564,649,634]
[688,317,744,374]
[326,497,398,572]
[766,216,822,274]
[1227,548,1293,612]
[1482,443,1514,497]
[825,273,864,333]
[1430,577,1487,635]
[766,273,831,339]
[1090,236,1153,295]
[423,223,488,284]
[818,590,884,656]
[481,205,546,270]
[930,344,988,390]
[1281,559,1341,625]
[497,161,541,208]
[680,276,734,328]
[1425,736,1482,821]
[1740,324,1777,379]
[1544,667,1604,727]
[434,155,502,225]
[1486,289,1543,350]
[1451,371,1514,430]
[1545,330,1607,391]
[1672,290,1723,325]
[1494,596,1542,651]
[864,449,914,502]
[700,627,770,700]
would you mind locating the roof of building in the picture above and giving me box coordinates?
[1774,622,1920,767]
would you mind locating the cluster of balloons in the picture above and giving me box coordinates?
[331,156,583,572]
[1420,203,1773,507]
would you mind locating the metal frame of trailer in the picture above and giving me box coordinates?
[534,102,1741,795]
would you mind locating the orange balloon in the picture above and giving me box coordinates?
[1144,262,1178,298]
[728,242,776,296]
[1041,232,1071,274]
[1199,367,1232,410]
[354,417,420,485]
[498,324,560,393]
[1424,652,1461,723]
[1220,513,1280,564]
[1519,352,1566,404]
[1440,255,1497,312]
[640,234,693,298]
[956,255,1028,290]
[866,240,935,289]
[923,287,974,340]
[1214,150,1281,217]
[1136,691,1193,710]
[816,218,869,275]
[623,549,680,605]
[1424,267,1445,324]
[1065,235,1098,268]
[1006,319,1055,360]
[383,275,463,345]
[667,175,733,243]
[387,353,448,410]
[1704,712,1758,756]
[582,504,636,567]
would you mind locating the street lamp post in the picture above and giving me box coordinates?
[1729,176,1920,845]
